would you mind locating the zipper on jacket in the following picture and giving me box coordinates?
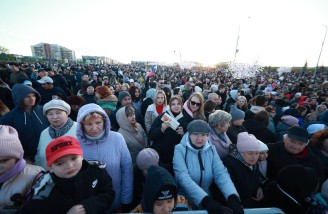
[198,151,204,186]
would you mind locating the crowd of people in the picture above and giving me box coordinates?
[0,61,328,214]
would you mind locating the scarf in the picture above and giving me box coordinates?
[0,158,26,183]
[85,130,106,141]
[166,109,184,121]
[212,127,227,143]
[229,146,257,170]
[156,104,164,115]
[48,117,74,139]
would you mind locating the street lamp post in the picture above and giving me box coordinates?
[313,24,328,79]
[233,16,250,63]
[233,25,240,63]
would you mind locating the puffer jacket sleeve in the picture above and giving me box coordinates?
[118,135,133,204]
[211,146,239,199]
[81,167,116,214]
[144,107,153,133]
[173,144,208,208]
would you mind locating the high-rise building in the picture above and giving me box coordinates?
[31,42,76,62]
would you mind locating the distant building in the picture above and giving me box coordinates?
[31,42,76,62]
[82,55,122,64]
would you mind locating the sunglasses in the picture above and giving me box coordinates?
[190,100,201,107]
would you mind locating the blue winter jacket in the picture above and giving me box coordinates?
[173,133,239,208]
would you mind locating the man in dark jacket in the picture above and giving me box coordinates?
[267,126,326,185]
[0,84,49,161]
[37,76,67,105]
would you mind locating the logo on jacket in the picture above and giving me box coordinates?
[92,179,98,188]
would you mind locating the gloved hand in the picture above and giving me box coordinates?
[201,195,224,214]
[227,194,244,214]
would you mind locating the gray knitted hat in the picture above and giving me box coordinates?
[187,120,210,134]
[118,91,131,103]
[230,105,245,121]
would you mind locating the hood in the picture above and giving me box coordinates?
[142,165,177,212]
[145,88,156,101]
[12,84,41,109]
[319,110,328,125]
[116,106,136,133]
[277,165,318,201]
[97,95,118,102]
[76,103,111,145]
[229,90,238,101]
[250,105,265,114]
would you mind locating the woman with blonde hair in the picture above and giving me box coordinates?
[236,96,248,112]
[145,90,169,132]
[121,82,130,92]
[183,92,206,121]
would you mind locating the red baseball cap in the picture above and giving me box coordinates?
[46,136,83,167]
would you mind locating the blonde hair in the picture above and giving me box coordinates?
[187,92,206,120]
[237,96,248,110]
[154,90,167,106]
[121,83,130,91]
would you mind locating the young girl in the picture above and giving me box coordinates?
[0,125,43,213]
[145,90,169,132]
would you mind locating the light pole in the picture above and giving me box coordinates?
[313,24,328,79]
[233,25,240,63]
[233,16,250,63]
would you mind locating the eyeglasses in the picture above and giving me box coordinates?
[190,100,201,107]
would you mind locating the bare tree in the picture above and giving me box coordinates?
[0,46,10,54]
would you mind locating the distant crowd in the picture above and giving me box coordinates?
[1,61,328,214]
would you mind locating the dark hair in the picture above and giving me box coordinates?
[255,95,266,106]
[163,87,172,101]
[254,110,270,127]
[204,100,216,113]
[128,85,140,101]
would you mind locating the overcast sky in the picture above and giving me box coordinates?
[1,0,328,67]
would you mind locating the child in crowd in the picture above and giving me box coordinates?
[0,125,44,213]
[19,136,115,214]
[258,140,269,180]
[131,165,190,213]
[136,148,160,176]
